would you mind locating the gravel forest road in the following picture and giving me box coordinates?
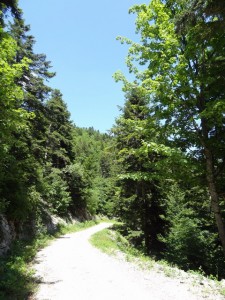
[31,223,215,300]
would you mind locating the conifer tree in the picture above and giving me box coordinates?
[9,18,55,163]
[113,87,165,253]
[116,0,225,258]
[0,9,32,218]
[45,89,74,169]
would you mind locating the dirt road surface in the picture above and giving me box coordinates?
[31,223,217,300]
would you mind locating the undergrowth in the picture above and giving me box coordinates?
[0,219,98,300]
[90,225,225,298]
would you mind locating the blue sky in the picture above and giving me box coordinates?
[18,0,146,132]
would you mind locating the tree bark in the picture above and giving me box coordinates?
[200,115,225,257]
[204,146,225,257]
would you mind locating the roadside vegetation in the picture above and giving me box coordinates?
[90,226,225,299]
[0,220,99,300]
[0,1,225,299]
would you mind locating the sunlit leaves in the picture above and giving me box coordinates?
[0,32,32,150]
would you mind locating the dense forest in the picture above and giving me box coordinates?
[0,0,225,284]
[0,1,114,240]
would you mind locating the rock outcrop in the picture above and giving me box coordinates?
[0,211,67,256]
[0,215,16,255]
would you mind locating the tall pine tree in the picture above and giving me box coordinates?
[113,87,166,254]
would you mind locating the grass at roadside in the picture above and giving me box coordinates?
[0,219,99,300]
[90,226,153,266]
[90,227,140,257]
[90,227,225,298]
[56,219,100,235]
[90,228,121,255]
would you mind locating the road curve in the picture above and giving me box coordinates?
[31,222,199,300]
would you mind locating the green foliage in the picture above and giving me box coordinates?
[0,220,99,299]
[0,0,21,21]
[71,127,116,217]
[114,0,225,278]
[0,12,54,222]
[1,0,224,293]
[0,31,31,151]
[160,183,225,277]
[57,219,99,235]
[91,226,225,297]
[43,168,71,216]
[90,227,132,256]
[112,87,166,254]
[0,1,106,262]
[0,237,49,300]
[45,90,74,169]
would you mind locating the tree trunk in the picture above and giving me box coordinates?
[141,181,151,254]
[204,146,225,257]
[199,116,225,257]
[199,114,225,257]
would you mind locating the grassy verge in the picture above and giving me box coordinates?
[90,227,225,298]
[0,219,99,300]
[90,227,139,257]
[56,219,100,235]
